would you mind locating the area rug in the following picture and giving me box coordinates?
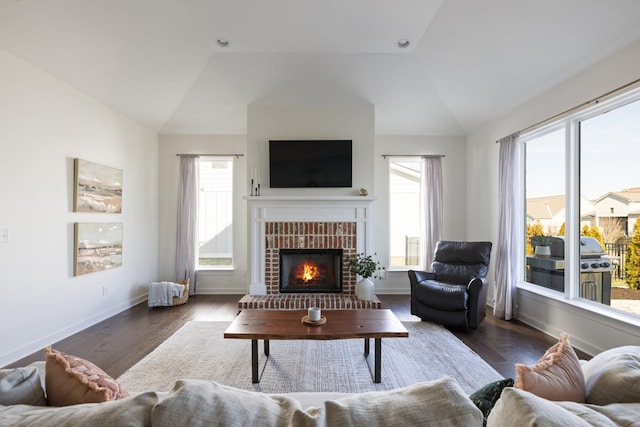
[117,321,502,394]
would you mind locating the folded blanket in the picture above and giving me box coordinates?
[148,281,184,307]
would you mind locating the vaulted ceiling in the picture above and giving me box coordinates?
[2,0,640,135]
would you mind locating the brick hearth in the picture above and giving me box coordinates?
[238,293,381,310]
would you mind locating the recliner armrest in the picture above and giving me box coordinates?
[466,277,488,329]
[410,270,436,283]
[408,270,437,316]
[466,277,487,292]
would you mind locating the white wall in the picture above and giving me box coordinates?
[158,109,469,296]
[467,39,640,355]
[159,105,376,295]
[158,135,248,293]
[247,104,375,197]
[374,135,467,293]
[0,50,159,367]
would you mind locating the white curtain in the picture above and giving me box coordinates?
[176,155,199,295]
[494,134,523,320]
[421,156,443,269]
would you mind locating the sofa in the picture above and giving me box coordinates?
[0,365,483,426]
[1,343,639,426]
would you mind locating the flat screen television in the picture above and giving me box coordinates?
[269,140,352,188]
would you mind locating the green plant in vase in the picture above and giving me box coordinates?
[347,253,386,301]
[347,252,385,279]
[530,234,552,257]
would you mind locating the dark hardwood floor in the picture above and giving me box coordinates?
[6,294,589,379]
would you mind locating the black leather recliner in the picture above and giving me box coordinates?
[409,241,492,329]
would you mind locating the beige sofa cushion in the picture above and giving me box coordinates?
[556,401,640,426]
[151,377,482,427]
[488,386,640,427]
[321,376,481,426]
[487,387,596,427]
[0,391,158,427]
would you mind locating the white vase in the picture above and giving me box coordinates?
[535,245,551,257]
[356,277,375,301]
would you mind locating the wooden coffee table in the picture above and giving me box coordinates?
[223,309,408,383]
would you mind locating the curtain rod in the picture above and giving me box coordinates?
[381,154,445,159]
[496,78,640,142]
[176,153,244,158]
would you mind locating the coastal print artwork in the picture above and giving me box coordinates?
[74,223,123,276]
[74,158,123,213]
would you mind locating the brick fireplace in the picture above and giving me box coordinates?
[265,222,355,295]
[239,196,382,310]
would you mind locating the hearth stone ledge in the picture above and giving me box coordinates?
[238,294,382,310]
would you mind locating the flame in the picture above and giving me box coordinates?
[302,262,320,283]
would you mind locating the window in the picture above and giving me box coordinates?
[523,87,640,319]
[580,98,640,313]
[389,157,423,269]
[198,157,233,269]
[524,128,565,290]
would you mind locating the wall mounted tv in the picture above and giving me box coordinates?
[269,140,352,188]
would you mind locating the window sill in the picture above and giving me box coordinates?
[388,267,424,272]
[197,266,235,272]
[517,281,640,329]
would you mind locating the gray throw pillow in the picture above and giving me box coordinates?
[0,367,47,406]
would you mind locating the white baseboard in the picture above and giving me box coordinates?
[1,294,147,368]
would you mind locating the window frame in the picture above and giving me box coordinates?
[520,85,640,323]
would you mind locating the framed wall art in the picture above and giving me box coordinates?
[74,222,123,276]
[74,158,123,213]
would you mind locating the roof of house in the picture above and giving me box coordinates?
[527,194,597,221]
[595,187,640,204]
[526,195,565,220]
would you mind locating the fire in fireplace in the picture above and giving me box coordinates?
[279,249,342,293]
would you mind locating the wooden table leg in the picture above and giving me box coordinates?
[364,337,370,355]
[264,339,269,356]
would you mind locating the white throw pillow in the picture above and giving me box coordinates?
[581,345,640,405]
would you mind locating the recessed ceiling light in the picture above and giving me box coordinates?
[396,39,411,49]
[216,38,231,48]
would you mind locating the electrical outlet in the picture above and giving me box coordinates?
[0,228,9,243]
[102,285,108,296]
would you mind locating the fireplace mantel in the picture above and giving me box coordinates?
[244,195,376,201]
[244,195,376,295]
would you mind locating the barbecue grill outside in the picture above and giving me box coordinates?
[526,236,612,304]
